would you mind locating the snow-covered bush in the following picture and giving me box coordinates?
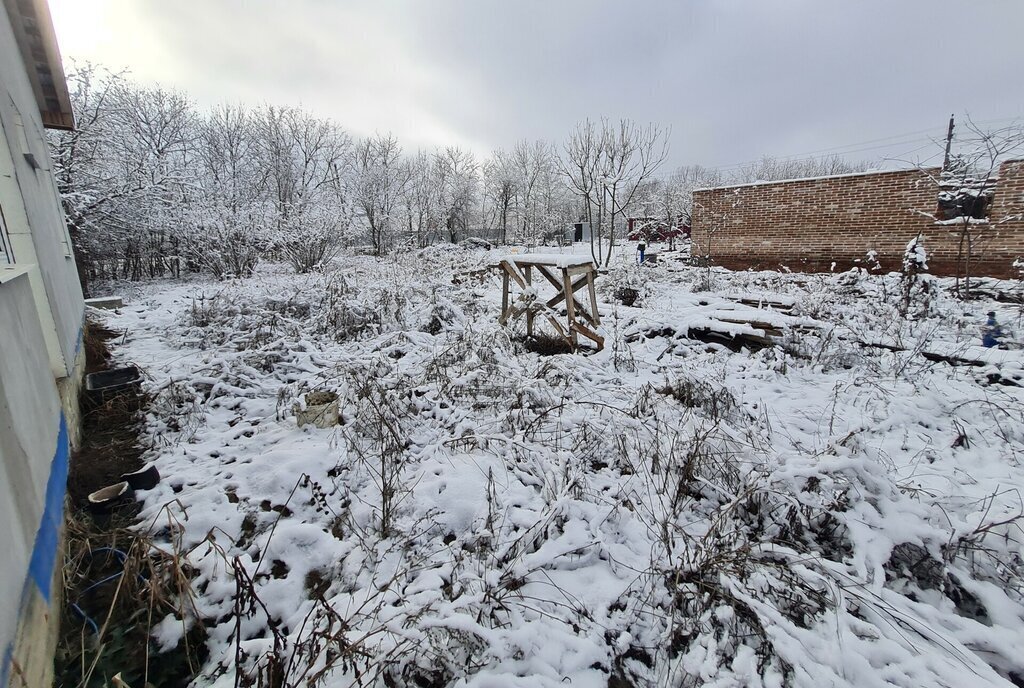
[605,263,651,307]
[900,234,933,318]
[187,225,267,280]
[902,234,929,274]
[278,223,340,274]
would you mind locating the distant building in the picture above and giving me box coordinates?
[566,221,592,243]
[690,165,1024,276]
[1,0,84,685]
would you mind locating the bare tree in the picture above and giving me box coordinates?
[48,63,126,290]
[191,104,270,277]
[400,150,440,248]
[435,147,478,244]
[355,133,409,257]
[510,140,560,242]
[729,154,869,185]
[104,80,196,281]
[483,149,517,245]
[665,165,724,228]
[49,67,198,285]
[911,118,1024,298]
[253,106,352,272]
[561,118,670,266]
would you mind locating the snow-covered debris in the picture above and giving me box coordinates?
[903,235,929,273]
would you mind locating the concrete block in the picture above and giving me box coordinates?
[84,296,123,310]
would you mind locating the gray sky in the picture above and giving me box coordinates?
[49,0,1024,171]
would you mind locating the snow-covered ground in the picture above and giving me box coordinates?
[97,246,1024,687]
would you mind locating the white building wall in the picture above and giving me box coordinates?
[0,0,84,378]
[565,222,592,243]
[0,1,85,683]
[0,268,64,679]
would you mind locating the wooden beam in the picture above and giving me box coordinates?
[524,265,535,337]
[500,260,528,289]
[545,314,568,339]
[501,270,509,322]
[567,264,593,278]
[562,268,578,349]
[573,321,605,350]
[544,290,597,327]
[586,270,600,327]
[535,264,563,291]
[538,269,593,317]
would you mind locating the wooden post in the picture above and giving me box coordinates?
[586,267,600,327]
[501,270,509,323]
[524,265,534,337]
[562,267,578,349]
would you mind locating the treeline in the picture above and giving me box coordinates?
[48,64,869,289]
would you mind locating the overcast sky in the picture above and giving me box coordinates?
[48,0,1024,172]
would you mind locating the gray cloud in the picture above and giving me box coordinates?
[51,0,1024,169]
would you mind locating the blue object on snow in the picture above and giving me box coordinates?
[982,312,1003,348]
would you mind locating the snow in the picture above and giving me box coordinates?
[497,252,595,267]
[904,236,928,272]
[691,166,913,193]
[934,216,991,226]
[97,250,1024,687]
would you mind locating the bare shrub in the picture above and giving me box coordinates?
[280,229,339,274]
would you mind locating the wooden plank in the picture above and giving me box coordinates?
[716,317,783,337]
[573,321,605,350]
[535,264,563,291]
[543,290,596,327]
[569,274,590,293]
[542,273,588,305]
[506,302,530,323]
[500,260,528,289]
[567,264,593,278]
[545,313,568,338]
[501,270,509,322]
[534,264,595,326]
[512,256,592,267]
[562,268,578,349]
[586,270,600,327]
[525,265,535,337]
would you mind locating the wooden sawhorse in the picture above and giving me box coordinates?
[497,255,604,351]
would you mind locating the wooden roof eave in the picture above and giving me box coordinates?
[4,0,75,131]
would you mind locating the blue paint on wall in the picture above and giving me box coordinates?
[1,642,12,687]
[2,413,70,686]
[27,414,69,601]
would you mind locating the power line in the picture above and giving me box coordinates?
[715,133,937,169]
[694,114,1023,174]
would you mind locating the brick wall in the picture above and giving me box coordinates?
[990,160,1024,275]
[690,162,1024,277]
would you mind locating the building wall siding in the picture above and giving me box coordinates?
[0,0,84,376]
[0,269,64,687]
[0,2,85,685]
[690,163,1024,277]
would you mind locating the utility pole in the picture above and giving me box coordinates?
[942,114,955,171]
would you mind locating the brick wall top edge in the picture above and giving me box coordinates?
[692,166,941,195]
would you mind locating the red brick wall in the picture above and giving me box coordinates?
[989,160,1024,277]
[690,162,1024,277]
